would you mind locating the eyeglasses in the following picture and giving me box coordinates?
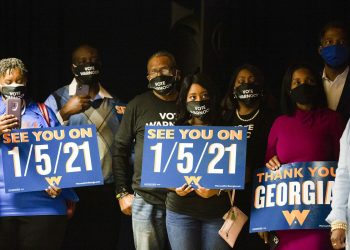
[147,67,173,78]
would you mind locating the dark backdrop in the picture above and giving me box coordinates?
[1,0,350,103]
[0,0,171,102]
[198,0,350,99]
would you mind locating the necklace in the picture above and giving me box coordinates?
[236,109,260,122]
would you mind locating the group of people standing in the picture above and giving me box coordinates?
[0,20,350,250]
[114,20,350,250]
[0,45,123,250]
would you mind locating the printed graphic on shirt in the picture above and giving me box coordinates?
[236,123,254,139]
[146,112,176,126]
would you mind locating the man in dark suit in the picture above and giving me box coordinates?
[319,21,350,122]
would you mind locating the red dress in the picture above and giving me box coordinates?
[265,108,344,250]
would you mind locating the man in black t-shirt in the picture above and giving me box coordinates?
[113,51,180,250]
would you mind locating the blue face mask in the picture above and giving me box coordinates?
[320,44,349,68]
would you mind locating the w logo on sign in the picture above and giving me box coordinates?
[184,176,202,186]
[45,176,62,186]
[282,210,310,226]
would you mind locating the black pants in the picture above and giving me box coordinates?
[117,214,135,250]
[61,184,123,250]
[0,215,67,250]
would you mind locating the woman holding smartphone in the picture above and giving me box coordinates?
[0,58,78,250]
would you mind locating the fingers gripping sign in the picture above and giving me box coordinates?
[175,183,194,196]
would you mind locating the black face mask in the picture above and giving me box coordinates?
[290,84,317,105]
[148,75,176,96]
[186,100,211,121]
[233,83,262,106]
[1,84,27,100]
[73,62,101,85]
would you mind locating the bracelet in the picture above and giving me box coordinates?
[116,192,129,200]
[331,222,347,232]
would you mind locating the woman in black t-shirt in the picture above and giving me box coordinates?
[221,64,276,250]
[166,73,231,250]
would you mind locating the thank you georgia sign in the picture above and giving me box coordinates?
[250,161,336,232]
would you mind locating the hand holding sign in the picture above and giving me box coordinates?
[195,183,219,198]
[45,185,62,198]
[175,184,194,196]
[266,155,281,171]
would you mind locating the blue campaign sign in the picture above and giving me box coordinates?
[141,125,247,189]
[249,161,336,232]
[1,125,103,193]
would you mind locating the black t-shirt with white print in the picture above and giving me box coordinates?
[113,91,177,205]
[230,107,275,183]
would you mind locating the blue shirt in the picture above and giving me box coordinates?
[0,99,78,217]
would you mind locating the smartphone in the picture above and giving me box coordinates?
[75,84,89,96]
[6,98,22,129]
